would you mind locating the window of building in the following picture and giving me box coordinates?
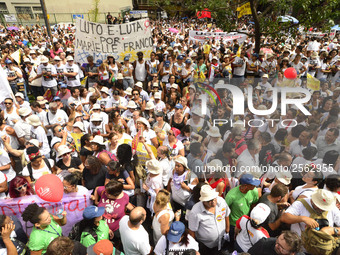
[0,2,8,14]
[14,6,34,20]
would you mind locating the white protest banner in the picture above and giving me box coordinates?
[189,30,247,44]
[4,14,17,23]
[130,10,148,19]
[75,18,153,64]
[0,190,92,235]
[0,67,15,106]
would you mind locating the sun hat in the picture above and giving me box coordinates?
[146,159,162,175]
[167,221,185,243]
[87,239,113,255]
[266,53,273,59]
[311,189,336,211]
[135,82,143,88]
[262,74,269,78]
[199,184,219,202]
[136,117,150,128]
[275,170,292,185]
[100,87,110,95]
[174,156,188,169]
[125,87,132,96]
[27,115,41,126]
[175,103,183,109]
[311,52,319,58]
[90,135,105,145]
[37,96,44,101]
[92,104,101,110]
[54,56,61,61]
[145,101,155,111]
[29,50,36,54]
[28,139,39,147]
[18,107,31,117]
[57,145,72,158]
[171,84,178,90]
[191,52,197,57]
[189,84,196,92]
[73,121,85,132]
[250,203,271,224]
[127,100,137,109]
[191,107,203,117]
[23,58,31,63]
[117,73,123,80]
[154,92,161,99]
[83,205,105,220]
[206,126,221,138]
[282,57,289,61]
[90,113,102,122]
[15,92,24,99]
[239,174,261,186]
[40,56,49,63]
[66,56,73,61]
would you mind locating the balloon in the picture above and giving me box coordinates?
[35,174,63,202]
[284,67,297,80]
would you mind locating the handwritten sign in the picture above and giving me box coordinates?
[75,19,153,64]
[188,30,247,44]
[0,190,92,235]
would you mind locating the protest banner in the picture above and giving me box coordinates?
[307,73,320,91]
[75,18,153,64]
[123,139,157,166]
[237,2,252,18]
[0,190,92,235]
[188,31,247,44]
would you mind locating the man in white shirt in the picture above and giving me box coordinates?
[289,129,317,158]
[5,59,24,94]
[13,107,32,147]
[36,56,58,97]
[14,93,30,109]
[232,50,248,86]
[67,87,81,107]
[119,207,151,255]
[236,139,262,178]
[43,102,69,138]
[64,56,81,88]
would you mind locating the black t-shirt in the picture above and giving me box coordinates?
[56,157,82,171]
[82,165,107,190]
[259,143,276,166]
[72,241,87,255]
[80,147,93,157]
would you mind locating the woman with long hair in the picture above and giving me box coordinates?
[98,62,110,88]
[82,156,107,190]
[79,134,93,165]
[90,135,116,166]
[116,144,136,184]
[9,176,34,198]
[131,88,146,111]
[108,111,128,132]
[107,55,121,84]
[106,132,119,157]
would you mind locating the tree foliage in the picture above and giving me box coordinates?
[152,0,340,52]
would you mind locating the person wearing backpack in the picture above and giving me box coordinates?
[281,189,340,254]
[78,205,111,248]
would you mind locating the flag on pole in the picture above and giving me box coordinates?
[237,2,252,18]
[307,73,320,91]
[197,9,211,19]
[10,49,21,65]
[0,67,15,107]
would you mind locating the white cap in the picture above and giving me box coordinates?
[40,56,49,63]
[18,107,32,117]
[15,92,24,99]
[92,104,101,110]
[73,121,85,132]
[90,113,103,122]
[154,92,161,99]
[135,82,143,88]
[66,56,73,61]
[100,87,110,94]
[54,56,61,61]
[250,203,271,224]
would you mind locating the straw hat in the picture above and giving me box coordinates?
[117,73,123,80]
[57,145,72,158]
[90,135,105,145]
[73,121,85,132]
[18,107,31,117]
[146,159,162,175]
[127,100,137,109]
[145,101,155,110]
[311,189,336,211]
[199,185,219,202]
[27,115,41,126]
[206,126,221,138]
[125,87,132,96]
[136,117,150,128]
[100,87,110,95]
[135,82,143,88]
[174,156,188,169]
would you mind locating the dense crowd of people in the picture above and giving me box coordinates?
[0,17,339,255]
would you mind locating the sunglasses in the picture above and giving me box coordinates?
[15,183,27,191]
[133,93,139,96]
[4,102,12,105]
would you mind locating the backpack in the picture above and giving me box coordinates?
[68,222,98,242]
[26,158,52,181]
[300,199,340,255]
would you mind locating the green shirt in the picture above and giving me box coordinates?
[225,186,259,226]
[80,220,110,247]
[28,216,62,254]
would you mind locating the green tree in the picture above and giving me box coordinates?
[89,0,100,22]
[152,0,340,53]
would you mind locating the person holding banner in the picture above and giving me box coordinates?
[35,56,58,98]
[22,203,67,255]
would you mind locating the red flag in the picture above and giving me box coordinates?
[131,129,142,155]
[43,89,53,102]
[197,9,211,19]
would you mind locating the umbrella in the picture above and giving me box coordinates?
[278,15,299,24]
[331,25,340,31]
[169,28,179,33]
[7,26,19,31]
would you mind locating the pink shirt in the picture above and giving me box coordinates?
[50,48,63,59]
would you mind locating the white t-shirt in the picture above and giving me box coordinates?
[64,63,81,87]
[0,150,16,182]
[119,215,151,255]
[292,185,318,200]
[233,56,248,76]
[0,171,7,199]
[37,64,58,87]
[22,159,54,180]
[44,110,69,136]
[30,126,51,156]
[154,234,199,255]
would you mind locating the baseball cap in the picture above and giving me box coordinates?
[60,83,67,89]
[53,96,61,101]
[83,205,105,220]
[66,56,73,61]
[87,239,113,255]
[167,221,185,243]
[164,61,170,67]
[177,55,184,60]
[175,103,183,109]
[15,92,24,99]
[124,56,130,61]
[239,174,260,186]
[250,203,271,224]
